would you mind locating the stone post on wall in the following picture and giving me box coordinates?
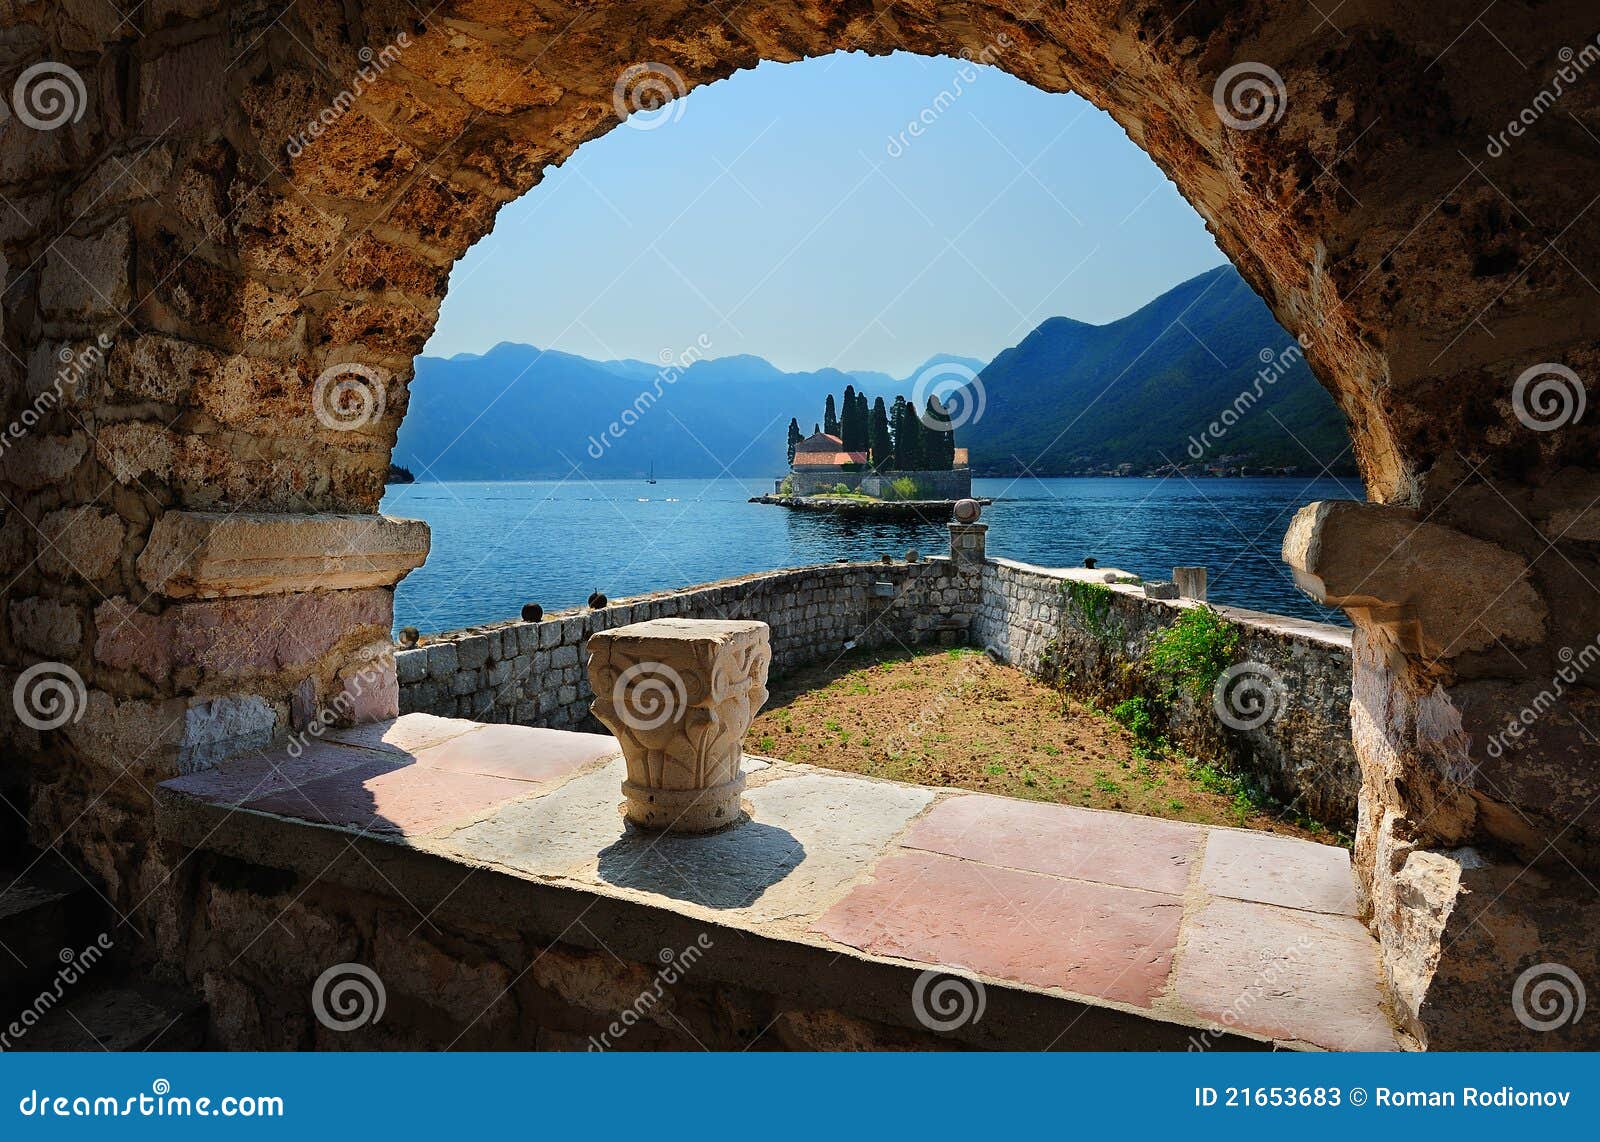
[949,498,987,571]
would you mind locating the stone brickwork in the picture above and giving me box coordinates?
[397,560,977,730]
[974,559,1359,829]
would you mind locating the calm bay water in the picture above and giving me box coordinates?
[381,475,1364,635]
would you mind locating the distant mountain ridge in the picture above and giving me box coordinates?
[957,264,1353,475]
[392,345,983,480]
[392,266,1351,481]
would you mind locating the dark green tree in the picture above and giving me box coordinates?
[921,395,956,469]
[786,418,803,466]
[868,397,891,467]
[813,422,820,435]
[823,394,839,437]
[891,395,923,470]
[840,384,868,452]
[855,390,870,450]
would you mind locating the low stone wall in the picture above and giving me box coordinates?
[972,559,1359,829]
[400,551,1357,829]
[396,560,976,730]
[786,468,971,499]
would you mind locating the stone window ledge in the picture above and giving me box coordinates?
[155,714,1397,1051]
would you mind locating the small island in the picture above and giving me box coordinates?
[751,385,987,518]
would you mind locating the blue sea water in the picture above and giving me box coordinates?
[381,475,1365,635]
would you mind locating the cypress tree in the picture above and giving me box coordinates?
[868,397,891,467]
[855,391,870,450]
[823,394,839,437]
[786,418,802,466]
[892,396,923,470]
[922,395,955,469]
[840,384,866,452]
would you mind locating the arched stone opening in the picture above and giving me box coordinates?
[3,1,1597,1049]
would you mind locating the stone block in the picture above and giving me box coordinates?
[395,649,427,684]
[456,636,491,671]
[137,511,430,598]
[1173,566,1208,600]
[1143,580,1179,600]
[1283,500,1545,658]
[425,643,458,679]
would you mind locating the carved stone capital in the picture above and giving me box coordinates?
[586,618,771,833]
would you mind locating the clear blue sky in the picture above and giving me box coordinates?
[427,51,1227,375]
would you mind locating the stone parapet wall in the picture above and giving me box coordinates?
[397,560,976,729]
[787,468,971,499]
[403,553,1356,829]
[972,559,1359,828]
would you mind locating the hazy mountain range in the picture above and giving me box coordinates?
[392,265,1351,481]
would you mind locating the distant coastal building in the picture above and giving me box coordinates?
[791,432,868,472]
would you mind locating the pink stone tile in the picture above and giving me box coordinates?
[813,850,1183,1008]
[1174,896,1397,1051]
[409,723,620,783]
[1200,828,1358,916]
[901,794,1202,895]
[244,759,531,836]
[160,740,386,806]
[325,713,480,757]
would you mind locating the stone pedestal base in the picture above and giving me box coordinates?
[620,774,746,832]
[587,618,771,835]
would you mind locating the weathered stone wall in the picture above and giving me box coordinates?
[397,560,976,729]
[973,559,1359,829]
[787,468,972,499]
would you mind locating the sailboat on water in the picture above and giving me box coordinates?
[646,461,657,485]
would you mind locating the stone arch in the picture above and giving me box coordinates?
[4,1,1599,1049]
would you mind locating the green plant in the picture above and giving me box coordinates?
[1146,606,1240,700]
[890,476,920,499]
[778,476,793,494]
[831,482,853,495]
[1110,696,1157,744]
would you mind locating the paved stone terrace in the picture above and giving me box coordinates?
[156,715,1398,1051]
